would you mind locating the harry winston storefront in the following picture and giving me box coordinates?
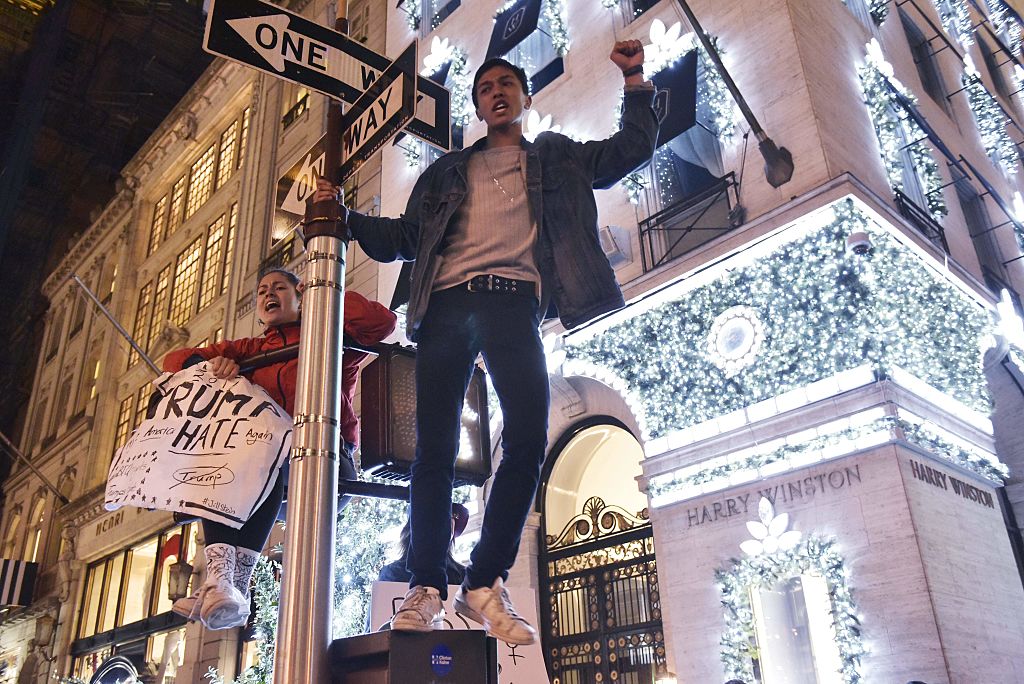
[534,196,1024,683]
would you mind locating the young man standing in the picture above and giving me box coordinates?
[310,41,657,643]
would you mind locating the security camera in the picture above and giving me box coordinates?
[846,231,871,256]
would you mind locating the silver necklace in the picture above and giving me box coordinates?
[481,150,521,204]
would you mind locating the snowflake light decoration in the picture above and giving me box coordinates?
[420,36,472,125]
[524,109,562,141]
[740,497,802,555]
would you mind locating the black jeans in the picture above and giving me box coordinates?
[408,288,549,598]
[203,442,357,551]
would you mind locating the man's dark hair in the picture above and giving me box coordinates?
[471,58,529,108]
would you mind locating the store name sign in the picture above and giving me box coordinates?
[94,510,125,538]
[908,459,995,509]
[684,465,863,529]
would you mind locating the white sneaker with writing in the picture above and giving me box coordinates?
[391,586,445,633]
[453,578,537,645]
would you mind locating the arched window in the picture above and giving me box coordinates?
[24,497,47,563]
[2,509,22,558]
[539,420,667,683]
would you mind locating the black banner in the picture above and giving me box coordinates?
[651,50,699,147]
[486,0,542,60]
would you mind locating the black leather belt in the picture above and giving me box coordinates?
[466,274,536,297]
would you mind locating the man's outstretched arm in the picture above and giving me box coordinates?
[308,176,425,263]
[574,41,660,189]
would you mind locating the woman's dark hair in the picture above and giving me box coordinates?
[258,268,301,296]
[471,58,530,108]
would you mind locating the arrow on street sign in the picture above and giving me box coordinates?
[337,43,417,185]
[277,135,326,217]
[204,0,450,151]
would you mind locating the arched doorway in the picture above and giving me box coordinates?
[539,419,666,684]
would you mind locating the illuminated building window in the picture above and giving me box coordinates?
[503,9,563,95]
[148,195,168,256]
[169,237,204,325]
[216,120,238,189]
[2,511,21,559]
[148,265,172,351]
[750,574,845,684]
[238,107,251,170]
[223,202,238,293]
[199,214,226,310]
[75,525,200,643]
[282,86,310,129]
[23,497,46,563]
[80,356,101,412]
[129,281,153,368]
[134,383,151,430]
[185,143,217,220]
[213,327,224,343]
[113,395,134,458]
[167,176,186,237]
[103,261,117,304]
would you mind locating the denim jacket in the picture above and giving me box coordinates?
[349,87,659,341]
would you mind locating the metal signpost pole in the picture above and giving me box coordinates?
[273,4,349,681]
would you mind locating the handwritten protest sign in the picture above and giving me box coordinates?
[105,364,292,528]
[369,581,549,683]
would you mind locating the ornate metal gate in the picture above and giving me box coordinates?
[540,496,666,684]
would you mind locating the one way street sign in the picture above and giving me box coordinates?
[204,0,450,149]
[337,43,417,185]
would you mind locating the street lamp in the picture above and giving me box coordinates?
[167,560,193,602]
[673,0,794,188]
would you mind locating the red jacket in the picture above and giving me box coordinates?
[161,290,396,447]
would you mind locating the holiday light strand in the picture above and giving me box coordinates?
[859,44,948,220]
[648,415,1005,501]
[985,0,1023,57]
[565,200,992,439]
[963,67,1020,175]
[716,536,865,683]
[934,0,974,47]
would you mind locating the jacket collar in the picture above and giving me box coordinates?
[263,319,301,338]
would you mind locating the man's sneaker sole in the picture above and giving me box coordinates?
[201,595,249,630]
[453,592,536,646]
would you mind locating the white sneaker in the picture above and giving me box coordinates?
[171,590,200,621]
[390,586,445,633]
[200,581,250,631]
[453,578,537,645]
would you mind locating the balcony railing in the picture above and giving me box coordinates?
[894,189,950,254]
[638,173,739,274]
